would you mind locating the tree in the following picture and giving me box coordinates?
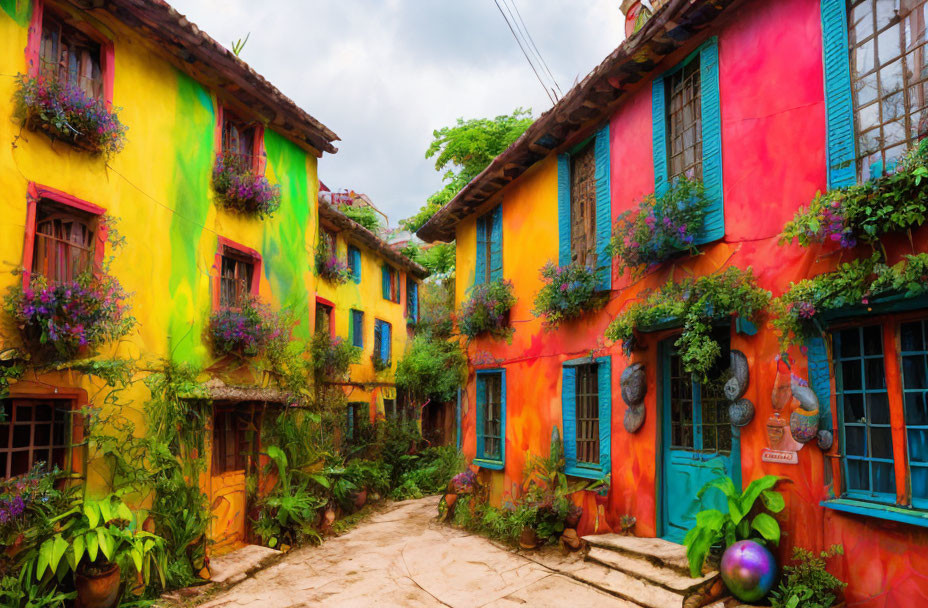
[401,108,533,234]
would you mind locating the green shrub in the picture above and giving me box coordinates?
[769,545,847,608]
[395,334,467,402]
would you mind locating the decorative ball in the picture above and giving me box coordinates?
[728,398,755,428]
[720,540,777,602]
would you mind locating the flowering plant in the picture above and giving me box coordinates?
[13,73,127,157]
[458,280,516,340]
[314,240,351,284]
[772,253,928,348]
[781,139,928,248]
[0,464,74,554]
[532,262,604,327]
[208,296,288,358]
[309,331,360,381]
[3,272,135,363]
[212,154,282,218]
[610,177,707,275]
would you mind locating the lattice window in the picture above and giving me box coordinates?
[32,200,96,282]
[221,110,259,173]
[848,0,928,179]
[701,351,732,454]
[901,319,928,501]
[669,353,695,449]
[212,407,255,475]
[0,400,68,479]
[575,364,600,465]
[482,373,503,460]
[39,9,103,99]
[569,143,598,267]
[666,58,703,181]
[219,252,254,310]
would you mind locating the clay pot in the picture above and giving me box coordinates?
[5,533,24,559]
[75,562,121,608]
[560,528,582,551]
[444,493,458,509]
[353,489,368,509]
[518,526,539,550]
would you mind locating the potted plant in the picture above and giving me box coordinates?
[769,545,847,608]
[212,153,282,218]
[532,262,605,327]
[458,279,516,340]
[207,296,288,358]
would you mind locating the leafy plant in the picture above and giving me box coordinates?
[13,73,128,157]
[605,266,770,377]
[339,204,382,232]
[532,262,605,327]
[395,334,467,402]
[683,475,785,578]
[781,139,928,248]
[4,272,136,363]
[310,331,360,382]
[212,153,282,218]
[458,279,517,340]
[314,239,352,284]
[401,242,456,275]
[611,177,707,275]
[207,296,290,358]
[769,545,847,608]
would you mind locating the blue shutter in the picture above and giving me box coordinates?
[593,125,612,291]
[475,374,486,460]
[475,215,487,285]
[597,356,612,475]
[562,366,578,474]
[821,0,857,188]
[381,322,391,363]
[373,320,382,359]
[350,247,362,284]
[652,75,669,197]
[351,310,363,348]
[557,154,571,267]
[408,281,419,321]
[698,37,724,245]
[489,205,503,281]
[381,266,390,299]
[807,336,833,431]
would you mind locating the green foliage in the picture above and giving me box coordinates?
[532,262,605,327]
[458,279,517,340]
[390,446,465,500]
[401,242,456,275]
[401,108,533,234]
[610,177,707,275]
[231,32,250,57]
[769,545,847,608]
[413,280,456,339]
[0,575,74,608]
[772,252,928,348]
[605,267,771,377]
[339,204,382,232]
[395,334,467,402]
[309,331,361,382]
[683,475,785,578]
[781,139,928,248]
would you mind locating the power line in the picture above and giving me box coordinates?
[499,0,553,99]
[506,0,562,98]
[492,0,556,106]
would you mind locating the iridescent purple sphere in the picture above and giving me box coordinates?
[720,540,777,602]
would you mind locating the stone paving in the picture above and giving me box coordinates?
[180,496,636,608]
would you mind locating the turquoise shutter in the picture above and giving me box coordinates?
[475,215,487,285]
[351,247,362,284]
[597,356,612,475]
[698,38,724,244]
[381,322,391,362]
[351,310,363,348]
[562,366,578,474]
[408,281,419,321]
[807,336,833,431]
[381,266,390,299]
[475,375,486,459]
[821,0,857,188]
[557,154,571,267]
[373,321,382,358]
[489,205,503,281]
[594,125,612,291]
[652,75,669,197]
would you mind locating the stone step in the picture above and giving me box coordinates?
[567,561,687,608]
[586,546,715,594]
[582,533,692,576]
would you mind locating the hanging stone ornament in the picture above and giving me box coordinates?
[724,351,750,401]
[790,374,821,443]
[816,429,834,451]
[729,398,755,428]
[621,363,646,433]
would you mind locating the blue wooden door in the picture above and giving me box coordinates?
[659,336,740,543]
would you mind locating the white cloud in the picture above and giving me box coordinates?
[169,0,624,224]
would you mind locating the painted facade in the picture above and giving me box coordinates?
[0,0,424,551]
[420,0,928,605]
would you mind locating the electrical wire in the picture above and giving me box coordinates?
[505,0,562,99]
[492,0,556,106]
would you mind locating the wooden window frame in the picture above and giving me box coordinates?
[22,183,107,287]
[665,56,703,182]
[216,104,266,175]
[212,237,261,313]
[569,141,598,267]
[315,297,336,339]
[382,266,400,303]
[25,0,115,104]
[211,405,258,476]
[574,363,600,465]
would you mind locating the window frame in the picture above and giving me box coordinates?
[562,356,612,479]
[406,279,419,324]
[347,244,362,284]
[373,318,392,366]
[475,368,506,470]
[474,204,503,286]
[315,297,335,339]
[212,237,261,313]
[381,265,400,303]
[1,399,70,480]
[211,405,257,476]
[26,0,115,105]
[568,140,599,268]
[350,309,364,349]
[216,104,266,176]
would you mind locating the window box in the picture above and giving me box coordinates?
[459,279,516,341]
[212,108,279,218]
[207,297,284,358]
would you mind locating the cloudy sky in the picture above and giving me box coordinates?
[169,0,625,225]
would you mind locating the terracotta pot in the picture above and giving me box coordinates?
[5,533,24,558]
[560,528,582,551]
[75,562,121,608]
[518,526,539,550]
[444,493,458,509]
[353,489,368,509]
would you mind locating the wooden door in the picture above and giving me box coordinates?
[209,404,258,550]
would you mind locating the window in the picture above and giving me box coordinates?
[373,319,392,365]
[406,280,419,323]
[347,245,361,283]
[31,200,97,282]
[346,401,368,440]
[221,109,260,173]
[475,370,505,469]
[847,0,928,180]
[381,266,399,302]
[212,407,256,475]
[570,143,598,267]
[562,357,612,478]
[315,301,334,336]
[39,8,104,99]
[219,252,254,310]
[1,399,69,479]
[666,58,703,181]
[350,309,364,349]
[475,205,502,284]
